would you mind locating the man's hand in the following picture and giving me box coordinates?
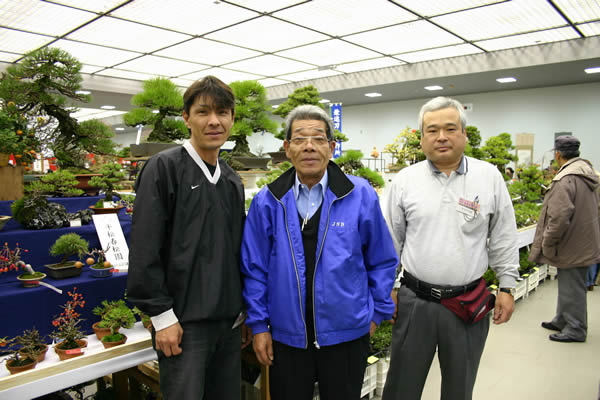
[369,321,377,336]
[155,322,183,357]
[493,291,514,325]
[241,324,252,349]
[253,332,273,366]
[391,288,398,323]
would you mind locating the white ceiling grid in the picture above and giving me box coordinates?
[0,0,598,96]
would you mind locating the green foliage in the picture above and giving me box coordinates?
[117,146,130,158]
[508,165,544,204]
[483,267,498,286]
[26,170,84,197]
[463,126,484,159]
[513,202,541,228]
[334,150,384,188]
[50,233,89,264]
[219,150,245,170]
[3,329,41,365]
[333,130,348,142]
[132,306,151,326]
[99,301,136,336]
[519,247,537,274]
[481,133,517,174]
[0,103,41,164]
[272,85,324,141]
[383,127,425,167]
[95,199,105,208]
[123,77,188,143]
[229,80,277,156]
[370,320,393,354]
[88,163,125,201]
[256,161,293,188]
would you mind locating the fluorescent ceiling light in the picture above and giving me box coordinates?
[152,110,160,114]
[155,38,261,66]
[180,67,263,84]
[118,55,206,77]
[396,44,482,63]
[424,85,443,91]
[75,90,91,95]
[552,0,600,24]
[585,67,600,74]
[100,105,116,110]
[278,68,341,82]
[258,78,291,87]
[335,57,404,74]
[319,99,331,104]
[496,77,517,83]
[578,21,600,36]
[225,55,312,77]
[364,92,382,97]
[272,105,279,109]
[52,39,141,67]
[44,0,126,13]
[391,0,501,18]
[475,27,578,51]
[276,39,379,66]
[0,28,53,54]
[115,127,125,131]
[0,50,22,63]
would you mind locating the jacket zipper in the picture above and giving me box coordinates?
[268,188,309,349]
[312,188,354,349]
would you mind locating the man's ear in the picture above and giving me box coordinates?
[182,111,190,128]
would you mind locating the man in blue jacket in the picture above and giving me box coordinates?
[241,105,398,400]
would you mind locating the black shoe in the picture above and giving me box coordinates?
[549,332,585,343]
[541,321,561,331]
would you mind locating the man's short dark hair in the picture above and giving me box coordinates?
[183,76,234,115]
[284,105,334,141]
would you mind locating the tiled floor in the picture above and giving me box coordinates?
[374,277,599,400]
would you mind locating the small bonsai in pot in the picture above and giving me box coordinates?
[3,334,38,375]
[17,328,48,363]
[0,242,46,287]
[98,301,136,349]
[52,287,87,360]
[132,306,152,331]
[47,233,89,279]
[88,163,126,205]
[25,169,84,197]
[92,299,125,340]
[86,248,113,278]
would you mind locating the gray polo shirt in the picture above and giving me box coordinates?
[382,156,519,288]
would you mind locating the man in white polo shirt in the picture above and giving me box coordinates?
[382,96,519,400]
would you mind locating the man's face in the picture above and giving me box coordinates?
[420,107,467,167]
[183,96,234,152]
[284,119,335,184]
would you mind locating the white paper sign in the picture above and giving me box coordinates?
[92,214,129,271]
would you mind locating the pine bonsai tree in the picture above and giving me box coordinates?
[88,163,126,202]
[229,80,278,156]
[50,233,89,265]
[480,132,517,174]
[334,150,384,189]
[464,126,484,159]
[123,77,188,143]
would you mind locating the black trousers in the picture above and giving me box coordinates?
[152,320,241,400]
[269,334,370,400]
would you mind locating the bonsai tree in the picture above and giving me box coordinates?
[0,101,41,168]
[88,163,126,202]
[52,287,86,352]
[480,132,517,175]
[25,169,84,197]
[16,328,48,362]
[98,301,136,344]
[123,77,188,143]
[50,233,89,265]
[86,247,111,270]
[334,150,385,189]
[370,320,393,355]
[229,80,278,156]
[384,127,425,169]
[463,125,484,159]
[0,47,117,169]
[3,333,38,373]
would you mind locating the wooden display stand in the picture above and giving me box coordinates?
[0,165,24,201]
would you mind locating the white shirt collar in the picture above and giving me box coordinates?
[183,140,221,185]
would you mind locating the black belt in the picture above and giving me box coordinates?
[401,271,480,302]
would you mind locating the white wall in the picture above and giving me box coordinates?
[248,82,600,169]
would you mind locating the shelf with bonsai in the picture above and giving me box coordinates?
[88,162,126,214]
[46,233,89,279]
[2,328,49,375]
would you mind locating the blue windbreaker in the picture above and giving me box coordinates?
[241,162,398,349]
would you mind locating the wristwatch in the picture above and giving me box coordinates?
[499,287,515,296]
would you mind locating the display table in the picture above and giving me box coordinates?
[0,322,156,400]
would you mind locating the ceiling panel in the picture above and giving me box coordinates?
[553,0,600,23]
[395,43,483,63]
[180,67,264,84]
[0,28,54,54]
[226,0,306,13]
[109,0,259,35]
[65,16,190,53]
[48,0,130,13]
[278,68,342,82]
[391,0,504,18]
[225,55,313,77]
[52,39,141,67]
[258,77,293,87]
[0,50,20,63]
[431,0,568,41]
[578,21,600,36]
[345,20,463,54]
[80,64,105,74]
[117,55,207,77]
[154,38,261,66]
[205,16,329,53]
[170,77,195,88]
[95,68,158,81]
[475,27,580,51]
[0,0,95,36]
[273,0,417,36]
[276,39,381,67]
[335,56,405,73]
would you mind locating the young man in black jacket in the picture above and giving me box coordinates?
[127,76,248,399]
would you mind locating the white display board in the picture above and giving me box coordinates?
[92,214,129,271]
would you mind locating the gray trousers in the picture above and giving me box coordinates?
[153,320,241,400]
[382,286,489,400]
[552,266,588,340]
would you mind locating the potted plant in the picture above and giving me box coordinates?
[52,287,87,360]
[3,334,38,375]
[132,306,152,331]
[0,101,41,169]
[17,328,49,363]
[92,299,126,340]
[86,247,113,278]
[383,127,425,171]
[334,150,385,189]
[46,233,89,279]
[480,132,517,175]
[0,242,46,287]
[25,169,84,197]
[97,301,136,349]
[88,163,126,214]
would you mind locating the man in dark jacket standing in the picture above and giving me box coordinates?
[530,135,600,343]
[241,105,398,400]
[127,76,247,399]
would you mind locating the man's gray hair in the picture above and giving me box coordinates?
[284,105,334,141]
[418,96,467,133]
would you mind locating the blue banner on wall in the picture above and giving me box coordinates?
[333,141,342,158]
[331,103,342,133]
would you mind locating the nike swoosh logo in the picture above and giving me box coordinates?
[191,185,200,190]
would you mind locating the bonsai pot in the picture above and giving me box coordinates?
[20,344,48,363]
[101,334,127,349]
[267,151,290,164]
[89,204,124,215]
[17,272,47,288]
[90,264,113,278]
[74,174,101,195]
[45,261,83,279]
[92,321,120,340]
[0,215,11,231]
[231,156,271,170]
[54,339,87,361]
[143,320,152,331]
[130,143,180,157]
[6,358,37,375]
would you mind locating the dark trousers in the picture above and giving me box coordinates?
[552,266,588,340]
[382,286,489,400]
[269,335,370,400]
[152,320,241,400]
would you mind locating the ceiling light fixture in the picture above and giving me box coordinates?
[496,77,517,83]
[319,99,331,103]
[584,67,600,74]
[115,127,125,131]
[364,92,382,97]
[75,90,91,95]
[272,105,279,109]
[424,85,443,91]
[152,110,160,114]
[100,105,116,110]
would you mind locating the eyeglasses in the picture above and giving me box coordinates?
[289,136,330,146]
